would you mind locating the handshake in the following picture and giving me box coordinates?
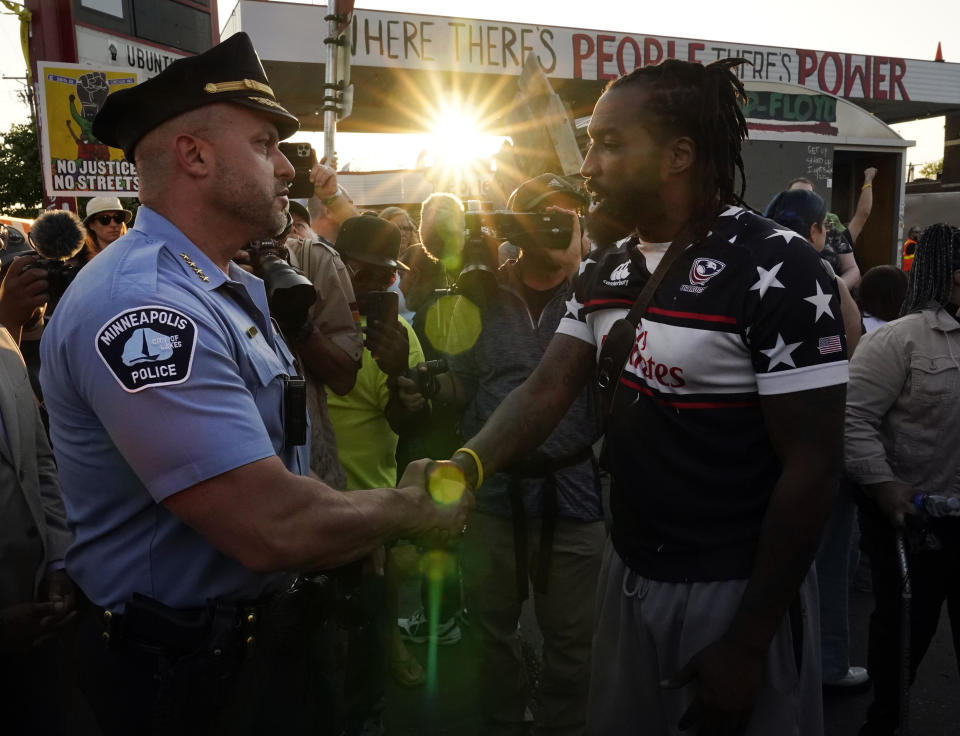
[399,454,478,546]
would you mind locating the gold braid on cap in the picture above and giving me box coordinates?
[247,96,286,110]
[203,79,275,98]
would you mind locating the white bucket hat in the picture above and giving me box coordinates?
[84,196,133,225]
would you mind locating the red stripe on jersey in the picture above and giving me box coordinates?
[585,298,634,308]
[646,307,737,324]
[619,376,758,409]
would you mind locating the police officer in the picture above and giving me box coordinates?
[38,33,470,736]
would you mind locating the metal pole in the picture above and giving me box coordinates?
[895,529,912,736]
[322,0,339,164]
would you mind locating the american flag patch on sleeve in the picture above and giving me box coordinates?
[818,335,843,355]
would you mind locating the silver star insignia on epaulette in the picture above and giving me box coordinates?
[179,252,209,282]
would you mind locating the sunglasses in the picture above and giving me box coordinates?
[93,213,126,226]
[347,262,398,287]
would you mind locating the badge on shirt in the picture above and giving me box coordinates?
[95,306,198,392]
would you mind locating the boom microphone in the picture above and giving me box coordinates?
[28,210,86,261]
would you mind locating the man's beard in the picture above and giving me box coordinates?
[584,194,636,250]
[213,161,287,239]
[584,175,663,249]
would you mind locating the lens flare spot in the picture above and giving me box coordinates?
[421,549,456,584]
[424,294,482,355]
[426,461,466,506]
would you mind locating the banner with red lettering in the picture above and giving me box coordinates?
[240,3,958,107]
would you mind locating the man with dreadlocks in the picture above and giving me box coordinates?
[845,223,960,736]
[420,57,849,735]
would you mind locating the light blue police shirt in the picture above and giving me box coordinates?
[39,207,309,612]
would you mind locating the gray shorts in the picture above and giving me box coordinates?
[587,541,823,736]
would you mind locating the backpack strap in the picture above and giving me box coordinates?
[595,234,694,415]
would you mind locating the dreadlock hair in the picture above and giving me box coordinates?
[607,57,750,239]
[900,223,960,316]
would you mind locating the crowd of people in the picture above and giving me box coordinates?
[1,32,957,736]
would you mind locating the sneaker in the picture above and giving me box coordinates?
[823,666,870,690]
[398,608,462,645]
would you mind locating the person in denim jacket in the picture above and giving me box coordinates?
[845,223,960,736]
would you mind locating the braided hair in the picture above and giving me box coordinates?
[900,223,960,316]
[607,57,750,236]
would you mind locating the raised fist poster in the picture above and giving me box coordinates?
[37,62,140,198]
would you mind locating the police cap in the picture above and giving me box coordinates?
[93,32,299,159]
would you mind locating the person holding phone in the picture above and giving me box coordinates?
[327,214,429,735]
[329,214,426,458]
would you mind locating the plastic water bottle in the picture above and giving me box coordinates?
[912,493,960,518]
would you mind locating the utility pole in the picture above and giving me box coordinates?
[322,0,354,165]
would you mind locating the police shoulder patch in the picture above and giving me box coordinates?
[95,305,198,393]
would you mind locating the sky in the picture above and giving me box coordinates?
[1,0,955,171]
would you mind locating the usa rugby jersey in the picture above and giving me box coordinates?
[557,205,849,582]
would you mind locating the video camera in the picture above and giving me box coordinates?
[0,215,84,315]
[465,210,573,252]
[241,239,316,331]
[455,201,574,309]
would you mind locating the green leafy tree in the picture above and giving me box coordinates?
[919,158,943,179]
[0,120,42,217]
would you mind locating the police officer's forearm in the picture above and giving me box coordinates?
[270,480,442,571]
[295,326,359,395]
[453,334,594,485]
[164,457,453,572]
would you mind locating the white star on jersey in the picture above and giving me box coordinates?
[578,258,595,276]
[803,281,835,322]
[565,295,584,319]
[761,333,802,369]
[766,228,805,244]
[719,205,743,218]
[750,262,785,298]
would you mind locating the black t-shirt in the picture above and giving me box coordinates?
[821,227,854,273]
[557,206,849,581]
[520,278,566,322]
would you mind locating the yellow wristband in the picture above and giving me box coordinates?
[455,447,484,488]
[861,182,872,190]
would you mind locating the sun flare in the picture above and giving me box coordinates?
[429,104,495,166]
